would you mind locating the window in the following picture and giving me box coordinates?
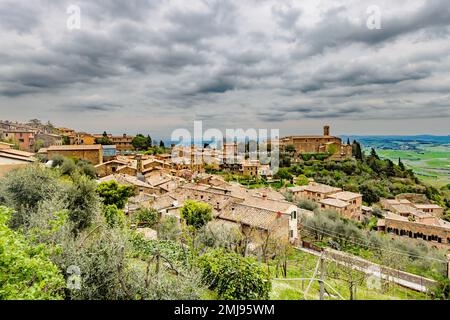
[291,211,297,220]
[290,230,294,238]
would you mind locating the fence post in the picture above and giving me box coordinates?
[447,254,450,280]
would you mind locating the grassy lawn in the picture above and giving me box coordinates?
[268,249,430,300]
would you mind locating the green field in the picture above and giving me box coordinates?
[375,145,450,188]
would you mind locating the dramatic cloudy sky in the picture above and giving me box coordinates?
[1,0,450,138]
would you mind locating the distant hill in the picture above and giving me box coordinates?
[339,135,450,150]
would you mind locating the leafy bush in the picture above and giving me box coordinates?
[66,174,101,232]
[157,215,181,241]
[0,207,65,300]
[135,207,158,227]
[60,158,77,175]
[76,160,97,179]
[180,200,212,230]
[0,164,61,228]
[297,199,318,211]
[198,248,271,300]
[103,204,126,228]
[51,155,64,168]
[96,180,134,209]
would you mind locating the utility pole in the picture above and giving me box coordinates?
[319,252,325,300]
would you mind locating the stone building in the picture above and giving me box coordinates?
[35,133,63,148]
[74,132,96,145]
[294,182,342,202]
[47,144,103,165]
[381,212,450,247]
[2,130,35,151]
[111,134,134,152]
[280,125,352,160]
[241,159,260,177]
[0,144,35,177]
[288,182,363,221]
[380,197,444,219]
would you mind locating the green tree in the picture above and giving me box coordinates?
[352,141,363,160]
[96,180,134,209]
[103,204,126,228]
[159,140,165,148]
[198,248,271,300]
[66,174,101,232]
[0,164,60,228]
[284,144,296,153]
[295,174,309,186]
[0,206,65,300]
[146,135,153,148]
[273,168,292,185]
[369,148,380,160]
[180,200,212,230]
[76,160,97,179]
[398,157,406,171]
[95,131,113,145]
[136,207,158,227]
[62,136,71,145]
[60,157,77,175]
[34,139,45,152]
[131,134,148,151]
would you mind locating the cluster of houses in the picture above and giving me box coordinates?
[289,183,363,221]
[377,196,449,248]
[1,119,448,250]
[91,152,307,246]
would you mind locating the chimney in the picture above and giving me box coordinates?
[136,154,143,174]
[123,133,127,138]
[323,125,330,136]
[262,193,268,200]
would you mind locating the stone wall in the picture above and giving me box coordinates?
[48,149,102,165]
[385,218,450,245]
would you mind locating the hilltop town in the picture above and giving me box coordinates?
[1,118,449,301]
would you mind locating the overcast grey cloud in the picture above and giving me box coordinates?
[0,0,449,137]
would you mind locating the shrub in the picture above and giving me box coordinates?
[0,164,60,228]
[103,204,126,228]
[180,200,212,230]
[66,174,101,232]
[0,206,65,300]
[198,248,271,300]
[158,215,181,241]
[60,158,76,175]
[135,207,158,228]
[51,155,64,167]
[96,180,134,209]
[297,199,318,211]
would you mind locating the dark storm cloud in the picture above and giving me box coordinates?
[291,0,450,57]
[0,1,40,33]
[61,101,123,112]
[0,0,450,134]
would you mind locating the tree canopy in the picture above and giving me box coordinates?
[180,200,213,230]
[96,180,134,209]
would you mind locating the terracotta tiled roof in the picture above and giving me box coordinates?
[48,145,102,150]
[218,203,284,230]
[328,191,362,201]
[305,183,342,194]
[319,198,349,208]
